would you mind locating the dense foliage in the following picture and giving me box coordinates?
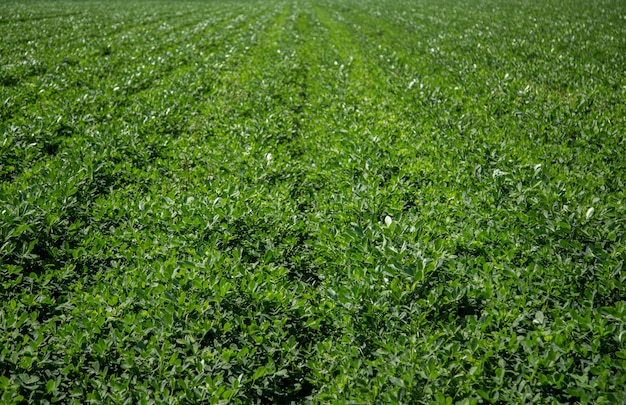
[1,0,625,402]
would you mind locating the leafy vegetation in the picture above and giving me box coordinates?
[1,0,625,402]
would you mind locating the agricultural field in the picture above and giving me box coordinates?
[1,0,625,402]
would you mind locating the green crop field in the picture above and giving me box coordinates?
[1,0,625,402]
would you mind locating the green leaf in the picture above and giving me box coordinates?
[46,379,56,393]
